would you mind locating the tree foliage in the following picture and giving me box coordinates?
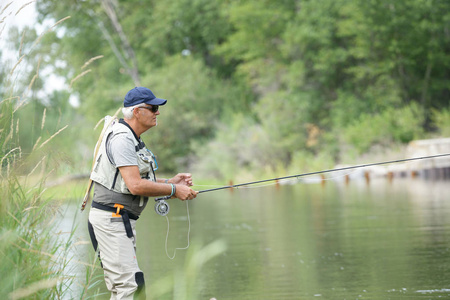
[6,0,449,177]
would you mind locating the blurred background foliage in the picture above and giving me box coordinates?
[2,0,449,181]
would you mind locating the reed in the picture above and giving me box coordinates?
[148,239,227,300]
[0,102,75,299]
[0,6,81,299]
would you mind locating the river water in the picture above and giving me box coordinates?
[74,178,450,299]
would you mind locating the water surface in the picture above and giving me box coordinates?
[77,178,450,299]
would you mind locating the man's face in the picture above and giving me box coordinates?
[137,105,160,128]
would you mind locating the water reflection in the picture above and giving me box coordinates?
[77,178,450,299]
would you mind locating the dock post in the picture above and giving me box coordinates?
[364,171,370,185]
[387,172,393,183]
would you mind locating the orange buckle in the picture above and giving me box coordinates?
[112,203,124,217]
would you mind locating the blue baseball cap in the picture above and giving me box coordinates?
[124,87,167,107]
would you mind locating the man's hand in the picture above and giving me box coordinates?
[170,173,198,200]
[174,184,198,201]
[169,173,194,187]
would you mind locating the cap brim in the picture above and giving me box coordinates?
[145,98,167,105]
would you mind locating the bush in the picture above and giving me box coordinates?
[342,103,425,153]
[432,107,450,137]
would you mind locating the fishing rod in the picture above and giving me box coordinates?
[154,153,450,216]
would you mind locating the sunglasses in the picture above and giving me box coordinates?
[139,105,159,113]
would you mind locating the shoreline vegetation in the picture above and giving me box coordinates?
[0,107,76,298]
[0,7,76,296]
[44,137,450,203]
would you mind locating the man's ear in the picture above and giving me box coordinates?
[133,107,140,118]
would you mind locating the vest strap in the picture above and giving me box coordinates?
[111,169,120,190]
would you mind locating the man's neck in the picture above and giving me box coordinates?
[121,118,144,139]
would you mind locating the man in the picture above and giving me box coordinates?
[88,86,198,299]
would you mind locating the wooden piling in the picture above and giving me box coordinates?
[364,171,370,185]
[320,174,326,187]
[228,180,234,193]
[387,172,393,183]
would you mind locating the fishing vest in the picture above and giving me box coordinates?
[90,119,156,216]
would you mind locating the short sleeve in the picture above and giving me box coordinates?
[106,133,138,167]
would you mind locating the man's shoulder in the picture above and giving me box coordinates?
[109,122,133,139]
[107,124,135,150]
[106,128,137,165]
[109,131,134,146]
[111,121,131,133]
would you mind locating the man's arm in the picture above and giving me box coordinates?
[119,166,198,200]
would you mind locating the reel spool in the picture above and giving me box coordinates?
[155,199,170,216]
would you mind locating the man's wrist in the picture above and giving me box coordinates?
[169,183,176,197]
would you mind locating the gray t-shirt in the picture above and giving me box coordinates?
[106,132,138,167]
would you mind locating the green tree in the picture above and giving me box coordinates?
[24,0,450,177]
[141,55,243,171]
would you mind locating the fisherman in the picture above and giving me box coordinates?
[87,86,198,299]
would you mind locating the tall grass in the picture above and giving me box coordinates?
[0,5,78,298]
[0,102,74,299]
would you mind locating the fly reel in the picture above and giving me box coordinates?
[154,196,171,216]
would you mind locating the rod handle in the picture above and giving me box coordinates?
[155,195,171,202]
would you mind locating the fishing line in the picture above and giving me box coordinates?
[194,171,352,189]
[320,171,355,181]
[195,153,450,194]
[164,200,191,260]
